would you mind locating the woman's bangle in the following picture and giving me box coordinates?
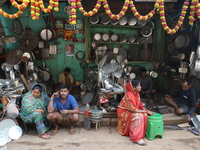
[145,109,148,113]
[50,98,53,101]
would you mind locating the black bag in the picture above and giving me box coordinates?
[15,96,22,107]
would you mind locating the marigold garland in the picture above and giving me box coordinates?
[69,0,77,25]
[1,0,200,35]
[102,0,130,20]
[158,0,189,35]
[77,0,101,17]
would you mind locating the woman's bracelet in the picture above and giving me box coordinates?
[50,98,54,101]
[145,109,148,113]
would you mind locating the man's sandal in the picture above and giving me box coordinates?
[69,128,76,135]
[50,129,59,136]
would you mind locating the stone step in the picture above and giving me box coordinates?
[77,112,188,128]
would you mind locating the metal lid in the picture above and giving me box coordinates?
[128,16,137,26]
[101,16,110,25]
[110,19,118,25]
[90,16,99,24]
[119,16,128,25]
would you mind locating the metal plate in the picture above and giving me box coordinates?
[0,117,18,131]
[2,128,12,143]
[0,131,8,146]
[82,92,94,105]
[8,125,22,140]
[174,34,186,49]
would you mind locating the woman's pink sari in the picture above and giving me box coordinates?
[117,81,148,142]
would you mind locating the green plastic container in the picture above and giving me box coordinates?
[146,112,164,140]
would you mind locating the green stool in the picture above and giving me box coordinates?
[146,112,164,140]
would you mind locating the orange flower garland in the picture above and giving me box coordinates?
[0,0,29,19]
[10,0,29,11]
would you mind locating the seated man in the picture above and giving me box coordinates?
[59,67,74,91]
[47,84,79,135]
[136,68,155,95]
[165,79,196,121]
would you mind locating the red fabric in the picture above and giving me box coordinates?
[117,81,148,142]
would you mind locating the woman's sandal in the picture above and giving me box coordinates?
[136,139,147,146]
[69,128,76,135]
[50,129,59,136]
[39,133,50,139]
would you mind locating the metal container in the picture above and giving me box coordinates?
[90,16,99,24]
[191,115,200,129]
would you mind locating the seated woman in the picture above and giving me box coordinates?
[20,84,51,139]
[117,80,154,146]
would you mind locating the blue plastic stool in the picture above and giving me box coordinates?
[146,112,164,140]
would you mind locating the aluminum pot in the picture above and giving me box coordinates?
[137,20,147,27]
[197,46,200,58]
[101,16,110,25]
[102,33,110,42]
[128,16,137,26]
[145,20,154,29]
[141,28,152,37]
[119,16,128,25]
[90,16,99,24]
[150,71,158,78]
[194,60,200,72]
[110,34,119,42]
[93,33,101,41]
[110,19,118,25]
[128,35,136,43]
[120,34,128,43]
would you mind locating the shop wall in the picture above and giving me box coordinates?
[0,2,85,84]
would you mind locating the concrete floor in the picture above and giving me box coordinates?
[2,125,200,150]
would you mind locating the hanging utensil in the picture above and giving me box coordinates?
[5,49,23,65]
[14,64,30,91]
[140,43,152,61]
